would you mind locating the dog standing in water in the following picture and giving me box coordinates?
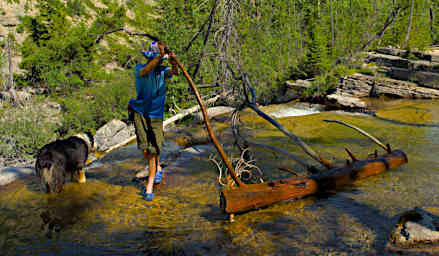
[35,133,93,193]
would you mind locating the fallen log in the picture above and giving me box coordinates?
[221,149,407,214]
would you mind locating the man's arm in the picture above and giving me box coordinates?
[139,42,166,76]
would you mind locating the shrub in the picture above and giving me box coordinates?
[59,72,135,136]
[0,103,58,165]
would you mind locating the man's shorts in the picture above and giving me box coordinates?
[133,112,164,155]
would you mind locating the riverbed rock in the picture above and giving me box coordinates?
[194,106,234,122]
[0,166,35,186]
[274,80,313,103]
[387,206,439,254]
[94,120,135,152]
[326,93,367,109]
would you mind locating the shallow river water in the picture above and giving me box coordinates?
[1,99,439,255]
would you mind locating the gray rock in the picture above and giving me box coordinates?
[326,93,367,109]
[389,67,439,89]
[94,120,133,152]
[274,80,313,103]
[335,74,439,99]
[0,166,35,186]
[389,206,439,249]
[194,106,234,121]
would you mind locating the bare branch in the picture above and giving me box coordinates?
[323,120,390,152]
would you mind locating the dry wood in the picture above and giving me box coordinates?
[360,6,403,51]
[231,110,314,171]
[221,150,408,214]
[237,70,332,169]
[174,57,245,187]
[323,119,390,152]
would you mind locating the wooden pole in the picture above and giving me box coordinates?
[174,57,245,187]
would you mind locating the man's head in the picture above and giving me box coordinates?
[143,41,169,63]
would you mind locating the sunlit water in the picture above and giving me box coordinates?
[1,100,439,255]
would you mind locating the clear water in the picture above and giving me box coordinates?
[1,99,438,255]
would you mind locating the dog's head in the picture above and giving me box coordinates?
[39,164,65,193]
[73,132,95,154]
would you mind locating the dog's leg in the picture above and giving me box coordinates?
[77,170,86,183]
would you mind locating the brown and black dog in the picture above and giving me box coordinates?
[35,133,93,193]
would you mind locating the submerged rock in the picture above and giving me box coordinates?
[388,206,439,254]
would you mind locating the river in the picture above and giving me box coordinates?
[1,99,438,255]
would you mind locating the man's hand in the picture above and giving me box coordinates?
[157,42,167,57]
[169,52,177,65]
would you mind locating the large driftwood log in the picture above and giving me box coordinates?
[221,150,407,214]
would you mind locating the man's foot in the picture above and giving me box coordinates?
[144,193,154,201]
[140,187,154,201]
[154,169,163,184]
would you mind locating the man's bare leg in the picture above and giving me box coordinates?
[143,150,157,194]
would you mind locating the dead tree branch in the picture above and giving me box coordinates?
[360,6,404,51]
[237,68,333,169]
[231,110,319,173]
[323,119,390,152]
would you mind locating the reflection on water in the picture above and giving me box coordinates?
[1,99,439,255]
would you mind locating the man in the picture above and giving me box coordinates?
[129,41,178,201]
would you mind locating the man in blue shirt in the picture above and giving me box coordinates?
[129,41,178,201]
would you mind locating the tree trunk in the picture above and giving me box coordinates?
[7,35,13,90]
[402,0,414,49]
[431,7,435,41]
[221,150,408,214]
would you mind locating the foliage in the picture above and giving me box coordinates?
[18,0,129,94]
[0,102,58,165]
[58,72,135,136]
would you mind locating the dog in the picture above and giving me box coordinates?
[35,133,93,193]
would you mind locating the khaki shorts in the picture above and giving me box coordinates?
[133,112,163,155]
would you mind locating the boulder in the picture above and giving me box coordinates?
[0,166,35,186]
[94,120,135,152]
[194,106,234,122]
[387,206,439,254]
[273,80,313,103]
[326,93,367,109]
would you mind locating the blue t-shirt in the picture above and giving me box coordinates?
[129,64,172,119]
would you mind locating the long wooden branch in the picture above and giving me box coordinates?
[96,28,160,44]
[174,57,245,187]
[323,120,390,152]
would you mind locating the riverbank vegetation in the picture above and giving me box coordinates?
[1,0,439,164]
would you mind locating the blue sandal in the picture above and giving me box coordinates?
[140,187,154,201]
[154,170,163,184]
